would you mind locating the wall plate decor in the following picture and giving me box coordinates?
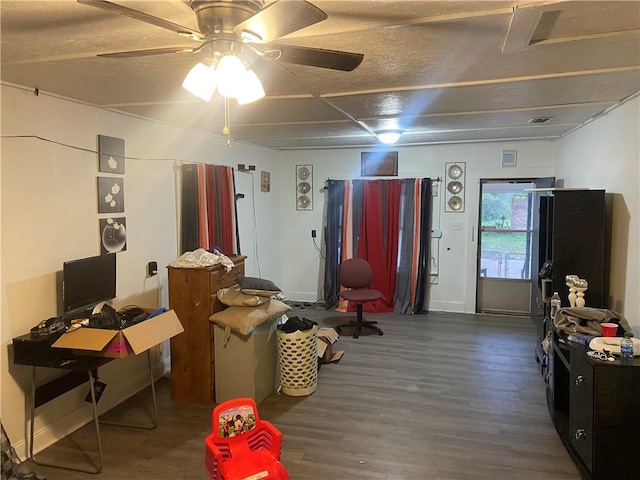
[296,165,313,210]
[261,171,270,192]
[98,135,125,174]
[97,177,125,213]
[361,151,398,176]
[100,217,127,254]
[444,162,466,213]
[502,149,517,167]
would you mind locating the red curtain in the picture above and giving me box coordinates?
[181,164,238,255]
[324,178,432,315]
[353,180,402,313]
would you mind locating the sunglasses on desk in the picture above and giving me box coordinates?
[587,350,615,361]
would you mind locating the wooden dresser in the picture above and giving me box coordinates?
[168,255,246,404]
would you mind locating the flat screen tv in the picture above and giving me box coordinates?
[63,253,116,315]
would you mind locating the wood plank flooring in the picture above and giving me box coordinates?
[26,308,580,479]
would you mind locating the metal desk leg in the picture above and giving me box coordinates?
[99,350,158,430]
[29,366,103,474]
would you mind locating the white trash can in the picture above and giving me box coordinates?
[277,325,318,396]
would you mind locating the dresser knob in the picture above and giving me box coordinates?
[575,375,585,386]
[575,429,586,440]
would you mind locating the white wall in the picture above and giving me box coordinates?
[0,84,281,457]
[555,96,640,333]
[278,142,555,312]
[276,97,639,333]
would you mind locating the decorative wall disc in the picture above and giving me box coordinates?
[297,181,311,194]
[447,180,463,194]
[297,195,310,209]
[296,165,313,210]
[444,162,465,213]
[448,196,463,211]
[297,166,310,180]
[448,164,463,179]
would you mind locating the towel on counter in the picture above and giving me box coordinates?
[554,307,632,336]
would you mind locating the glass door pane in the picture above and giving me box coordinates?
[477,180,535,315]
[479,182,534,279]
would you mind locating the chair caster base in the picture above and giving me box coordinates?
[336,321,383,338]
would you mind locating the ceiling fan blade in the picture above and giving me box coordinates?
[266,45,363,72]
[98,46,197,58]
[233,0,327,44]
[77,0,203,40]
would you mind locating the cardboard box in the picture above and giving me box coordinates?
[316,327,344,363]
[52,309,184,359]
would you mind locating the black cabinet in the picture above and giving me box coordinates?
[547,330,640,479]
[532,189,607,362]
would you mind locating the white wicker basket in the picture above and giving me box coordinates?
[277,325,318,396]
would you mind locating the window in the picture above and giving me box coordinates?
[479,181,534,279]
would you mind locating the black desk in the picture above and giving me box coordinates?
[12,332,158,474]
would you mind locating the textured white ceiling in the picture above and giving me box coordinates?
[2,0,639,150]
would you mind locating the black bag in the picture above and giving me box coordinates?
[538,260,553,287]
[277,316,317,334]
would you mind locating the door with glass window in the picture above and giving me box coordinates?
[476,180,535,314]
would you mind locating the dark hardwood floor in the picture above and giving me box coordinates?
[27,308,579,479]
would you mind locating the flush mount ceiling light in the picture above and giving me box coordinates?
[376,130,404,144]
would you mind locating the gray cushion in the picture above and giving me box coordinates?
[236,276,281,297]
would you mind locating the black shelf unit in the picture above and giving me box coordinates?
[531,189,607,362]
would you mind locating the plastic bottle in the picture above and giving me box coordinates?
[550,292,561,319]
[620,332,634,359]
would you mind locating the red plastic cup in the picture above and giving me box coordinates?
[601,323,618,337]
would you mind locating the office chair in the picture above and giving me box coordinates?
[336,258,384,338]
[205,397,289,480]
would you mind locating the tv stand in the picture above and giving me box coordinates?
[546,326,640,479]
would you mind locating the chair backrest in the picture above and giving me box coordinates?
[212,398,259,441]
[206,397,282,462]
[340,258,373,289]
[206,397,287,480]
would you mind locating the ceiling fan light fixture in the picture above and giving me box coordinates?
[376,130,403,144]
[236,69,265,105]
[216,54,248,98]
[182,62,217,101]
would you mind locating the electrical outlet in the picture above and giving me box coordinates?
[147,261,158,276]
[311,229,317,238]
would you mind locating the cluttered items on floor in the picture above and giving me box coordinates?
[2,422,46,480]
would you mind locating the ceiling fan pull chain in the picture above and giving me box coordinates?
[223,97,232,148]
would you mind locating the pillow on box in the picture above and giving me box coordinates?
[210,299,291,336]
[236,276,281,297]
[217,285,269,307]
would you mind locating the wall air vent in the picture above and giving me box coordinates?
[527,116,553,124]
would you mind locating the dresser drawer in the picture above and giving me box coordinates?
[570,351,594,473]
[209,261,244,292]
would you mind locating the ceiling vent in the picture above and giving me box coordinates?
[527,116,553,124]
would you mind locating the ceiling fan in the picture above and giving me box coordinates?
[77,0,364,72]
